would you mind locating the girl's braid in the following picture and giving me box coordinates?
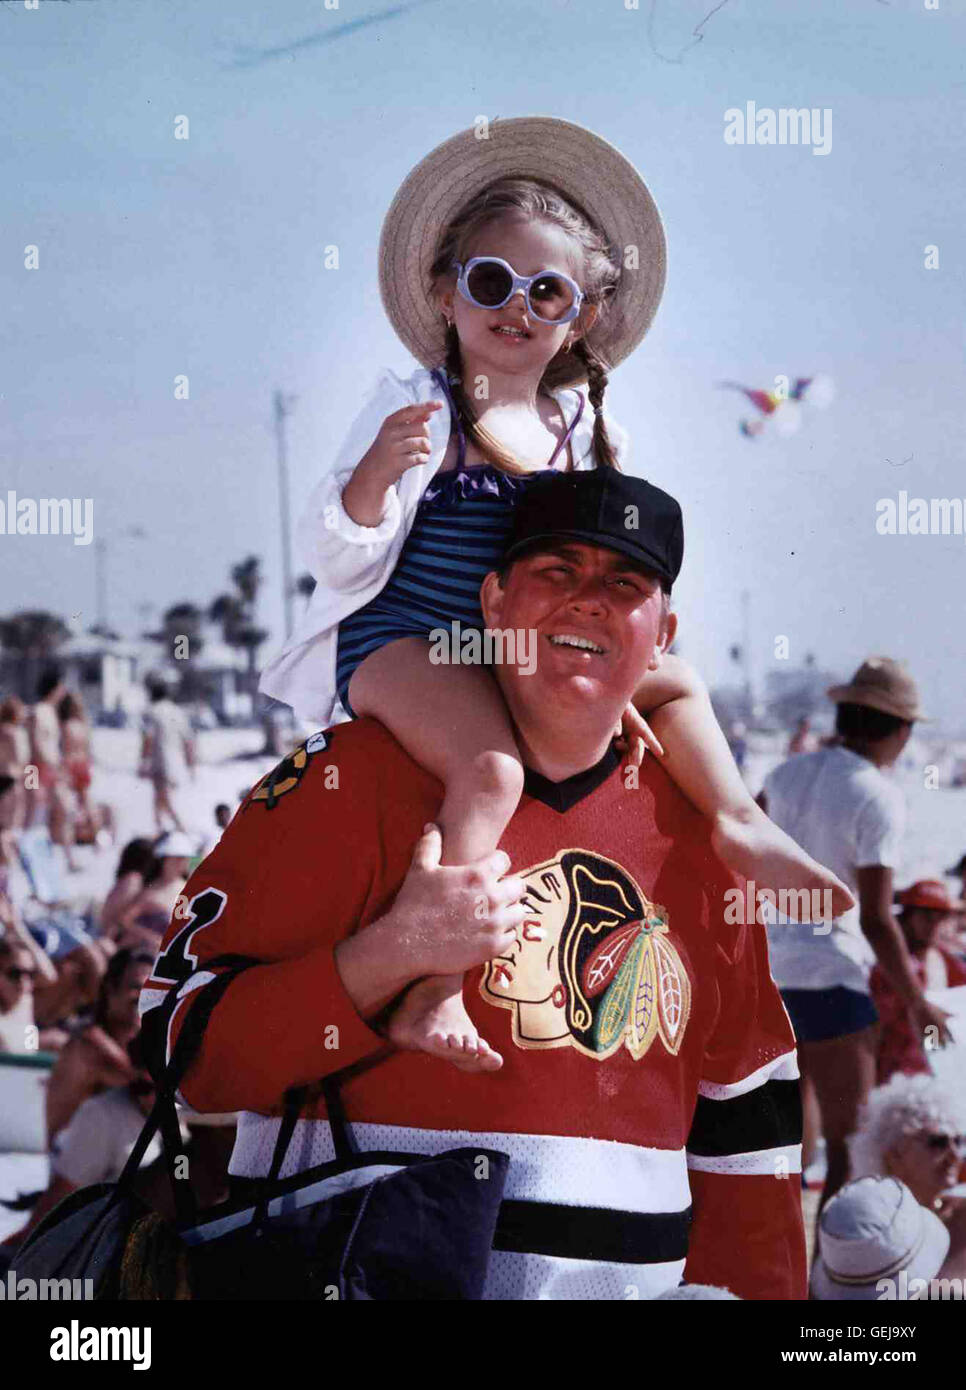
[572,338,620,471]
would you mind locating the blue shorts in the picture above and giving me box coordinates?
[781,986,879,1044]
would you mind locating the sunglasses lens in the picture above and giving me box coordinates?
[926,1133,962,1150]
[466,261,513,307]
[528,273,576,322]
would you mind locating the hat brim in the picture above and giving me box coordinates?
[503,528,673,588]
[827,684,929,723]
[379,117,667,388]
[810,1206,950,1302]
[896,892,966,912]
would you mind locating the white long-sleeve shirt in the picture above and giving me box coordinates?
[258,365,629,725]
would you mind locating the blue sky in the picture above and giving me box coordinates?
[3,0,965,727]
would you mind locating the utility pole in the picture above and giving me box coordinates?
[741,588,753,718]
[273,390,297,640]
[94,527,145,634]
[95,539,108,631]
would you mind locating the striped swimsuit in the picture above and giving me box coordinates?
[335,369,585,717]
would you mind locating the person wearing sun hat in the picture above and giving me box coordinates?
[260,113,848,1072]
[116,830,199,947]
[811,1176,953,1300]
[260,115,665,732]
[871,879,966,1084]
[759,656,954,1224]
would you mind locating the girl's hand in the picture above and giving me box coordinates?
[358,401,444,485]
[615,701,665,768]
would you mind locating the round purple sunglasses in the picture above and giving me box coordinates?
[452,257,584,325]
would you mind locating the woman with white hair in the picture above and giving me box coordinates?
[849,1073,965,1218]
[811,1075,966,1297]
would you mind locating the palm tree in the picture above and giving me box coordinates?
[146,603,205,660]
[209,556,276,750]
[0,609,71,699]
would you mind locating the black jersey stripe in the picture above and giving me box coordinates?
[686,1079,802,1158]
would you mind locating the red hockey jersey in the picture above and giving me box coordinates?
[140,720,806,1300]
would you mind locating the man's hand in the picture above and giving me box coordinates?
[381,823,527,978]
[334,824,527,1020]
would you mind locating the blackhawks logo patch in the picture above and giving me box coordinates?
[249,730,330,809]
[481,850,691,1062]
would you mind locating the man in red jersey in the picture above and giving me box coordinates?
[140,470,806,1299]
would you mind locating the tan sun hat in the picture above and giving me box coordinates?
[378,116,667,389]
[827,656,928,722]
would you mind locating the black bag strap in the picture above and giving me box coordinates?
[320,1073,359,1162]
[122,955,396,1231]
[246,1044,397,1226]
[117,957,259,1223]
[250,1085,307,1232]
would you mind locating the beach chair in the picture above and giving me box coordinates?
[15,828,98,948]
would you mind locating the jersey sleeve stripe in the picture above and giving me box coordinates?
[687,1079,802,1157]
[696,1048,799,1100]
[687,1143,801,1176]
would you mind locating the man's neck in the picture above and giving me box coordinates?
[512,718,616,783]
[841,738,893,770]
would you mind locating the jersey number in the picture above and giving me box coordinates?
[151,887,227,988]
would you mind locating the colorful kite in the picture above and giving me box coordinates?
[719,375,835,438]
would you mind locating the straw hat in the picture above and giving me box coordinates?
[811,1177,949,1301]
[378,116,667,388]
[827,656,928,722]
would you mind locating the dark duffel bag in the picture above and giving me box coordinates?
[184,1075,509,1301]
[13,959,509,1300]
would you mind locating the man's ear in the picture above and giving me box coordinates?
[648,609,678,671]
[480,570,505,628]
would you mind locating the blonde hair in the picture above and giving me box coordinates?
[429,178,622,476]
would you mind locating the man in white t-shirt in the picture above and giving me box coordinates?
[760,657,953,1213]
[139,677,196,834]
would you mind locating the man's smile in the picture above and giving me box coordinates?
[546,631,608,656]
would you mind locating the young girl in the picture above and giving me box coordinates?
[261,120,851,1072]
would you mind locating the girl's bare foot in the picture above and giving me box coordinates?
[387,974,503,1072]
[713,807,855,921]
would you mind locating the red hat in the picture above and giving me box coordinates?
[895,879,965,912]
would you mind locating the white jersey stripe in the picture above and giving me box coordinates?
[686,1143,801,1176]
[230,1114,692,1212]
[697,1049,799,1100]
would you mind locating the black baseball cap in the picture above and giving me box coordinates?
[504,470,684,589]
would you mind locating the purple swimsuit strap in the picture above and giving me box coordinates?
[547,391,585,470]
[431,368,585,473]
